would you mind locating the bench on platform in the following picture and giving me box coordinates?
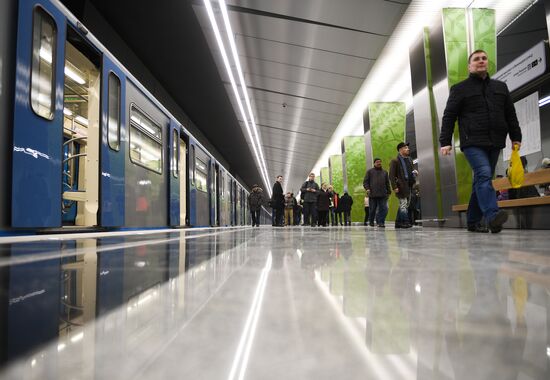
[452,169,550,212]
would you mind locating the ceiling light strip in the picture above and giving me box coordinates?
[203,0,271,192]
[218,0,271,187]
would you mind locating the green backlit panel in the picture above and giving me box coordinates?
[472,8,496,75]
[320,167,330,187]
[368,102,406,222]
[329,155,344,195]
[343,136,367,222]
[443,8,472,204]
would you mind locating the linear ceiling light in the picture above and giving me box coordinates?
[203,0,271,194]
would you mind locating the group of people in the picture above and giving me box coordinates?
[362,141,419,228]
[250,49,530,234]
[246,174,354,227]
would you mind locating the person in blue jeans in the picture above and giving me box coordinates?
[363,158,391,228]
[440,49,522,233]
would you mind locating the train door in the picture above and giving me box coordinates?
[12,1,100,227]
[179,134,187,226]
[189,142,209,226]
[215,164,221,226]
[169,120,180,226]
[209,160,217,226]
[61,26,101,227]
[100,57,125,227]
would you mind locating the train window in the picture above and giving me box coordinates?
[31,7,57,120]
[129,106,162,173]
[194,156,208,192]
[108,73,121,150]
[172,129,178,178]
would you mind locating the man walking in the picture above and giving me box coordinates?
[440,49,522,233]
[300,173,320,227]
[271,175,285,227]
[248,184,266,227]
[389,142,415,228]
[363,158,391,228]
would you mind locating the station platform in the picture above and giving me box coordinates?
[0,226,549,379]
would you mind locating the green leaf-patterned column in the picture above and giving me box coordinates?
[329,155,344,195]
[442,8,472,205]
[369,102,406,222]
[442,8,496,204]
[320,167,330,187]
[343,136,367,222]
[472,9,496,75]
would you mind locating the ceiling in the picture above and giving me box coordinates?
[61,0,410,192]
[192,0,410,193]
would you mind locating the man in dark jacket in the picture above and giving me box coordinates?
[300,173,320,227]
[440,50,522,233]
[248,184,266,227]
[363,158,391,227]
[339,191,353,226]
[389,142,415,228]
[271,175,285,226]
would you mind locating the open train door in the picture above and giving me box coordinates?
[179,133,187,226]
[100,56,125,227]
[12,1,66,227]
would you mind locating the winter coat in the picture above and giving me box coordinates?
[248,188,266,211]
[440,73,522,150]
[363,167,391,198]
[317,189,331,211]
[339,193,353,212]
[300,180,319,203]
[389,155,414,199]
[271,181,285,209]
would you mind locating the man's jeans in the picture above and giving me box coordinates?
[462,146,501,225]
[369,197,388,225]
[395,196,410,225]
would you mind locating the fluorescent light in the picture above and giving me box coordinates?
[63,108,73,116]
[415,283,421,293]
[57,343,66,352]
[539,95,550,107]
[218,0,271,192]
[203,0,271,194]
[64,66,86,85]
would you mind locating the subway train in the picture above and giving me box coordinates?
[0,0,270,231]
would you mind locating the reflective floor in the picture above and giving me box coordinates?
[0,226,549,379]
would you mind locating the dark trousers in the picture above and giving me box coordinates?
[318,210,328,226]
[274,207,284,226]
[302,202,317,226]
[364,207,369,225]
[369,197,388,225]
[250,209,260,226]
[343,211,351,225]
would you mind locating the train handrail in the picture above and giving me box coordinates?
[62,153,87,164]
[63,136,87,146]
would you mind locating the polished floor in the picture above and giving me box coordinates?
[0,225,549,379]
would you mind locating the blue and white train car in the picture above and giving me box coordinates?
[0,0,253,231]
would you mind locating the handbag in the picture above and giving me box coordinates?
[508,144,524,189]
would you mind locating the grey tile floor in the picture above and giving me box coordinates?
[0,226,549,379]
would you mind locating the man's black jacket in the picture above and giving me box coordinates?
[440,73,522,150]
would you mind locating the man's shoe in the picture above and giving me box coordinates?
[369,223,375,227]
[402,224,412,228]
[488,210,508,233]
[467,223,489,233]
[395,224,402,229]
[377,224,385,228]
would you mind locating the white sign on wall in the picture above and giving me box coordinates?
[503,92,541,161]
[493,41,546,93]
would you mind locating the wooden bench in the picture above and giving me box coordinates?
[452,169,550,212]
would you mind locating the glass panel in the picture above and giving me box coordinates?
[31,7,56,120]
[172,130,178,178]
[108,73,121,150]
[129,107,162,174]
[195,157,208,192]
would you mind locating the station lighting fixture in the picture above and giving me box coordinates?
[203,0,272,195]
